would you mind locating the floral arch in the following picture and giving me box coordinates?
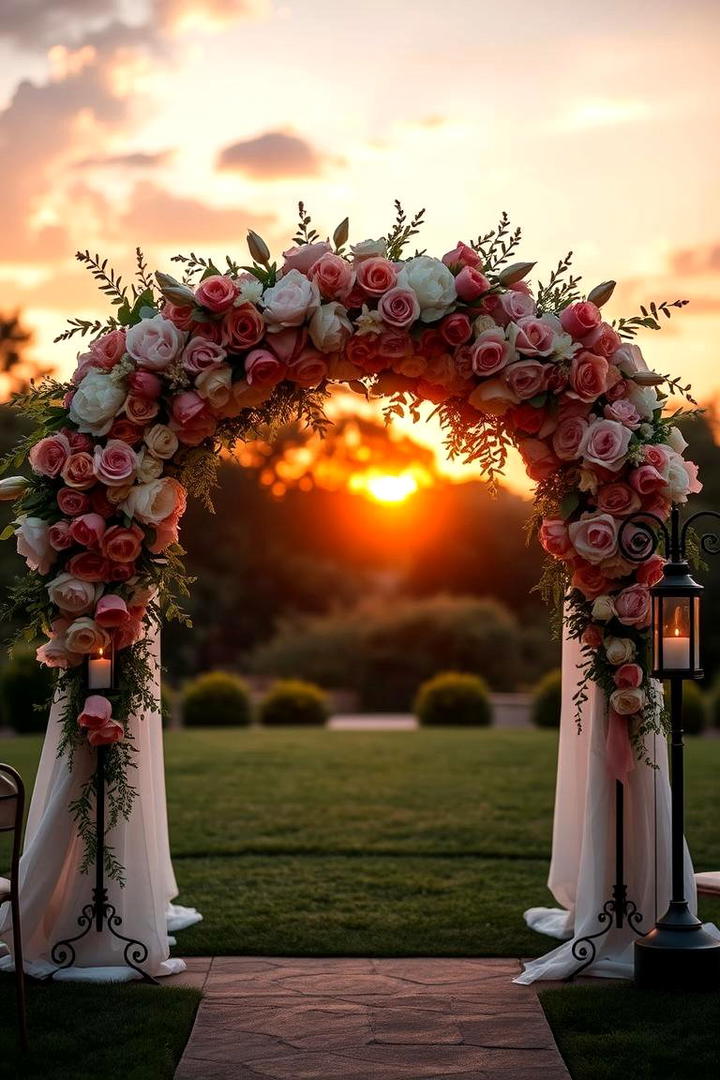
[1,205,700,874]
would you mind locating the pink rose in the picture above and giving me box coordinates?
[580,418,632,473]
[552,416,589,461]
[95,594,131,629]
[514,317,555,357]
[89,329,126,370]
[505,360,546,400]
[596,482,641,517]
[47,572,99,614]
[126,315,185,371]
[572,562,610,600]
[308,253,355,300]
[454,266,491,302]
[629,464,667,496]
[262,270,320,330]
[128,371,162,398]
[581,322,621,357]
[29,433,71,478]
[614,663,643,689]
[439,313,472,347]
[442,241,481,269]
[61,452,96,491]
[169,392,217,446]
[49,520,74,551]
[606,377,629,402]
[67,551,111,582]
[245,349,287,388]
[356,257,397,297]
[108,561,136,583]
[63,430,94,453]
[568,511,618,565]
[36,624,81,670]
[221,303,264,351]
[604,399,641,429]
[378,287,420,329]
[101,524,145,563]
[539,518,572,558]
[93,440,137,487]
[88,720,125,747]
[182,336,227,375]
[518,438,560,481]
[281,241,332,275]
[560,300,602,340]
[497,288,535,324]
[636,554,665,587]
[161,302,194,331]
[286,348,328,388]
[69,513,106,550]
[57,488,91,517]
[124,395,160,426]
[194,274,239,314]
[470,329,514,376]
[569,351,609,403]
[78,695,113,730]
[644,444,670,476]
[615,584,652,628]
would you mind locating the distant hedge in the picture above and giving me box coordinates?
[414,671,491,727]
[182,671,252,727]
[259,680,329,726]
[532,669,562,729]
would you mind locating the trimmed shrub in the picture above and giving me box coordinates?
[182,671,252,727]
[532,669,562,729]
[0,647,55,734]
[414,671,491,727]
[675,679,706,735]
[259,679,330,727]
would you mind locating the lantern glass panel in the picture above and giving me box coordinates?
[693,594,702,671]
[660,596,691,672]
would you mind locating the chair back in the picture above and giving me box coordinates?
[0,764,24,835]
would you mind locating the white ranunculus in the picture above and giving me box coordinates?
[47,573,101,614]
[65,617,110,655]
[126,314,185,371]
[396,256,457,322]
[144,424,179,461]
[122,478,181,525]
[610,687,646,715]
[604,636,637,665]
[15,516,56,575]
[68,369,126,436]
[591,595,616,622]
[261,269,320,331]
[309,302,353,353]
[667,425,688,454]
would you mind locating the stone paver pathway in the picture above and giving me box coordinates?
[173,957,570,1080]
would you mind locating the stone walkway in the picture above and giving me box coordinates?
[172,957,570,1080]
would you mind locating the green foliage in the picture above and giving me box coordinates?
[672,679,706,735]
[472,210,522,272]
[414,671,491,727]
[258,679,330,726]
[532,668,562,729]
[182,671,252,728]
[0,646,55,734]
[386,200,426,261]
[161,683,174,729]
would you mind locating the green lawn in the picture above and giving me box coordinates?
[1,727,720,1079]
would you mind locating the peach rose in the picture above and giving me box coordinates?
[569,351,609,403]
[604,636,637,665]
[144,424,179,461]
[572,562,610,600]
[29,433,71,478]
[124,395,160,426]
[610,686,646,715]
[539,518,572,558]
[568,511,618,565]
[245,349,287,388]
[65,617,110,655]
[517,438,560,480]
[195,274,238,313]
[286,348,328,388]
[469,378,519,416]
[581,322,622,357]
[69,513,106,549]
[196,365,233,410]
[221,303,264,351]
[596,482,641,517]
[49,520,74,551]
[102,523,146,562]
[356,257,397,297]
[308,253,355,300]
[93,440,137,487]
[61,452,97,491]
[47,572,101,614]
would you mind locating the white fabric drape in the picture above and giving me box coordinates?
[0,629,201,981]
[516,631,705,983]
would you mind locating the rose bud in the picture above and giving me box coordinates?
[154,271,197,308]
[0,476,29,501]
[498,261,536,286]
[333,217,349,250]
[587,280,616,308]
[247,229,271,267]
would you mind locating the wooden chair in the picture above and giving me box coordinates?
[0,764,27,1051]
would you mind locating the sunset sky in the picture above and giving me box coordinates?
[1,0,719,494]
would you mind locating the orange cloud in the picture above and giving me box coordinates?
[217,131,332,179]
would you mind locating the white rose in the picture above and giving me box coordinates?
[68,369,126,436]
[627,382,660,420]
[65,617,110,655]
[604,636,637,665]
[592,595,616,622]
[396,256,457,322]
[196,365,232,409]
[665,451,692,501]
[610,687,647,715]
[144,424,179,461]
[136,448,164,482]
[47,573,101,614]
[350,238,388,261]
[15,516,56,576]
[122,478,181,525]
[667,426,688,454]
[614,343,649,376]
[126,314,185,371]
[309,302,353,353]
[261,269,320,331]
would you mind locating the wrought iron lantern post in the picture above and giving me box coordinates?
[619,506,720,990]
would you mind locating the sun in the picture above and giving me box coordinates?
[352,469,420,504]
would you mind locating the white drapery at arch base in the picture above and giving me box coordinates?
[0,210,718,979]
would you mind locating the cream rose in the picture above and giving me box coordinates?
[396,256,456,322]
[144,424,179,461]
[196,365,233,409]
[136,449,164,482]
[262,270,320,331]
[591,595,616,622]
[122,477,183,525]
[308,302,353,353]
[69,370,126,437]
[604,636,637,665]
[610,687,647,715]
[65,617,110,655]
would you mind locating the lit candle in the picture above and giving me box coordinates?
[88,649,112,690]
[662,605,690,671]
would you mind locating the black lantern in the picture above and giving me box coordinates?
[651,563,703,680]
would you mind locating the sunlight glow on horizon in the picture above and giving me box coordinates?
[352,470,421,505]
